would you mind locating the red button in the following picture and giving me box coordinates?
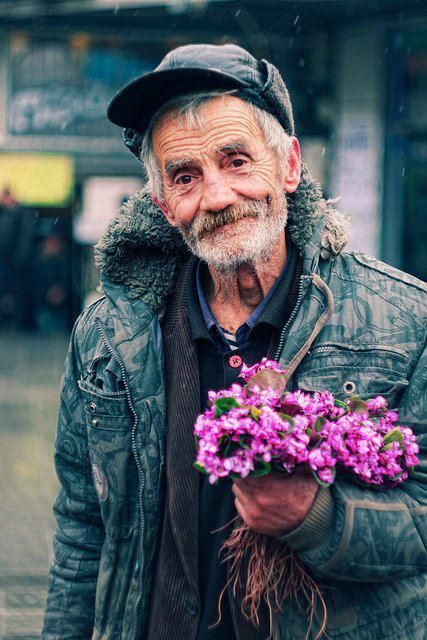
[229,355,243,368]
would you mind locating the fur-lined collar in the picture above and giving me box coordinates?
[95,163,348,313]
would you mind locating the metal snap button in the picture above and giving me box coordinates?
[87,402,97,413]
[91,418,99,427]
[343,380,356,394]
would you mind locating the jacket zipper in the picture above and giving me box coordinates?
[273,275,308,361]
[310,346,334,354]
[309,345,407,356]
[94,317,146,640]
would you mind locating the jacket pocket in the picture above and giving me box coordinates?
[294,343,409,408]
[78,379,141,540]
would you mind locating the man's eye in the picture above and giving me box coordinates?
[176,175,193,185]
[231,158,247,168]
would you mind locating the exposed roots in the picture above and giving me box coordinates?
[219,520,328,639]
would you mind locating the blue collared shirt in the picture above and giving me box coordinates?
[195,236,295,352]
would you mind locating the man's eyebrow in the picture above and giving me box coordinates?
[165,158,192,175]
[164,140,251,174]
[217,140,251,155]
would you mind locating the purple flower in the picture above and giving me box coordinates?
[193,361,418,489]
[366,396,388,414]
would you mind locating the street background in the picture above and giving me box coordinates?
[0,0,426,637]
[0,332,67,639]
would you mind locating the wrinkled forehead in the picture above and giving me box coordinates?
[152,95,265,165]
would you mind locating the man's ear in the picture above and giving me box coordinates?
[150,195,178,227]
[282,137,302,194]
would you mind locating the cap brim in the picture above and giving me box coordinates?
[107,67,250,132]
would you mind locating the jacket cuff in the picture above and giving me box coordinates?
[279,487,335,551]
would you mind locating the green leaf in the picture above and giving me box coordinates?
[382,428,404,447]
[347,396,368,413]
[334,399,349,415]
[314,417,326,433]
[238,435,252,450]
[220,442,234,459]
[214,397,240,418]
[251,461,271,478]
[278,413,294,428]
[194,462,207,475]
[246,369,287,394]
[379,443,395,452]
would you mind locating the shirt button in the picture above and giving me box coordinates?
[91,417,99,427]
[228,354,243,369]
[186,598,198,617]
[87,402,97,413]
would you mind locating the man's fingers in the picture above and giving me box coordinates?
[231,481,245,500]
[234,497,243,519]
[232,482,253,510]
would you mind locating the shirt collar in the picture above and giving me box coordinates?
[188,231,298,346]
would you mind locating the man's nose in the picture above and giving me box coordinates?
[199,171,238,213]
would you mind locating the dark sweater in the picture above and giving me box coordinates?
[188,242,298,640]
[144,242,301,640]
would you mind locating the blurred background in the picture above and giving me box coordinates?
[0,0,426,638]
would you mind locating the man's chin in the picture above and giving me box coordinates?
[191,240,270,271]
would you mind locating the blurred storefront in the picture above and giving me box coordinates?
[0,26,152,326]
[0,0,425,331]
[383,29,427,282]
[0,152,73,330]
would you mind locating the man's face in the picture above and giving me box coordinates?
[153,96,299,270]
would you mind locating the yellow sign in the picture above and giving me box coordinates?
[0,153,74,207]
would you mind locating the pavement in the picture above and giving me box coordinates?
[0,331,69,640]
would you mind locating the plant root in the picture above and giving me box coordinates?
[219,519,328,640]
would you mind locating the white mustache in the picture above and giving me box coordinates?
[187,200,267,240]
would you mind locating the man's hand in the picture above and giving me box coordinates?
[232,469,319,537]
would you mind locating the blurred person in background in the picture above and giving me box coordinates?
[42,44,426,640]
[33,219,69,333]
[0,187,37,330]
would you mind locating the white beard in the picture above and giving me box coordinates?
[178,192,288,272]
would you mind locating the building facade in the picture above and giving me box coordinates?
[0,0,425,328]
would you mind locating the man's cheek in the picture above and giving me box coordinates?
[164,192,193,223]
[247,166,280,192]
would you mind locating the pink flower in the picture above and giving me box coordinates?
[193,361,418,489]
[366,396,388,414]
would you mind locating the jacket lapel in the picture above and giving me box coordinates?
[162,258,201,596]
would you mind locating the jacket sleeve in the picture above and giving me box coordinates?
[42,324,105,639]
[281,342,427,582]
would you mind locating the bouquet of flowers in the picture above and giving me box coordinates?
[193,359,419,637]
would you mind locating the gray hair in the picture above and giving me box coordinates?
[139,89,292,200]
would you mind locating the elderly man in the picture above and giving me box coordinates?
[42,44,426,640]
